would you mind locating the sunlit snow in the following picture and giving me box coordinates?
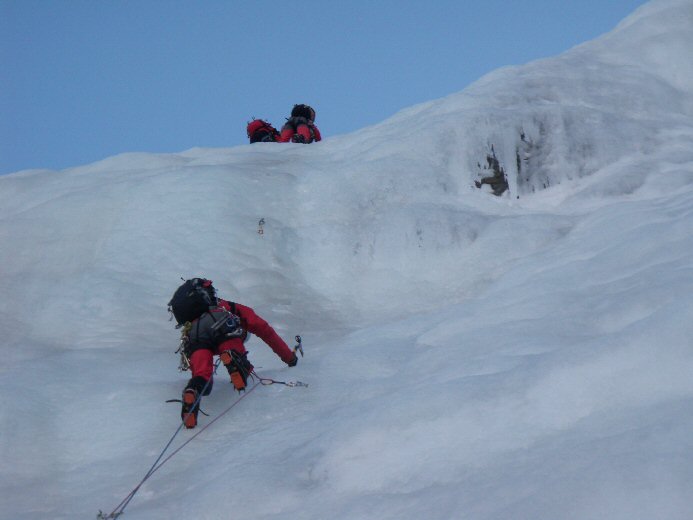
[1,1,692,519]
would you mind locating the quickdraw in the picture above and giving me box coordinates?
[258,336,308,387]
[259,378,309,388]
[175,322,192,372]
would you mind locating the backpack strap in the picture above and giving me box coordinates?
[228,302,248,342]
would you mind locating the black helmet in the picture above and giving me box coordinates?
[168,278,218,327]
[291,104,315,121]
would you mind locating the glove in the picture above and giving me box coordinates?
[287,353,298,367]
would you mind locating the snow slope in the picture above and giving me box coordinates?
[1,0,692,518]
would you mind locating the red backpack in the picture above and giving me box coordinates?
[247,119,280,143]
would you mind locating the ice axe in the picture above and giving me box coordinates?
[294,335,304,357]
[257,336,307,388]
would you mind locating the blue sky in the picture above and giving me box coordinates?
[0,0,646,175]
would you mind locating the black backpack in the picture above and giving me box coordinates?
[168,278,216,326]
[247,119,280,143]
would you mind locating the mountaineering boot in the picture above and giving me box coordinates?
[220,350,251,391]
[181,388,199,429]
[230,370,246,392]
[220,350,246,391]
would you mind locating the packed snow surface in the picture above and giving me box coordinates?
[1,1,692,518]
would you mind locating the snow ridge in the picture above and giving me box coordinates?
[1,1,692,519]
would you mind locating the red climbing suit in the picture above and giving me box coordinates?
[188,299,295,381]
[278,104,322,143]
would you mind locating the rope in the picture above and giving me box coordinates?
[98,366,307,518]
[146,380,260,475]
[98,359,222,519]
